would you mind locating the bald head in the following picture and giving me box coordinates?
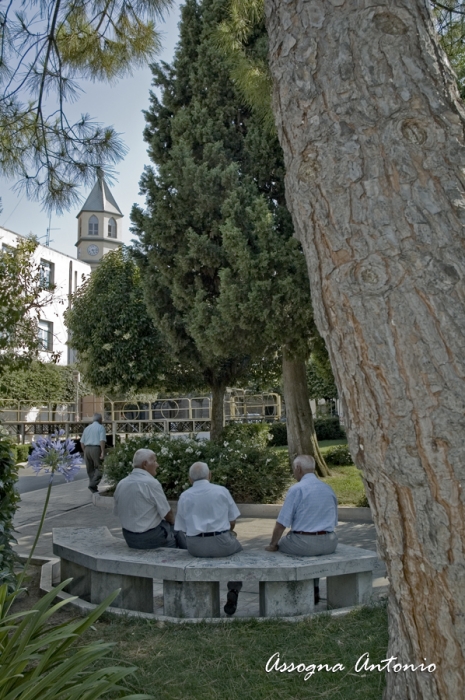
[189,462,210,482]
[93,413,103,423]
[293,455,315,474]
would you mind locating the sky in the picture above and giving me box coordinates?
[0,2,182,259]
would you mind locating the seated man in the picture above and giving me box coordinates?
[114,448,185,550]
[265,454,338,604]
[175,461,243,616]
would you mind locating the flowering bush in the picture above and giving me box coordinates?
[104,433,290,504]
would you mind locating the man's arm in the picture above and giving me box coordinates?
[99,440,105,459]
[265,521,286,552]
[163,509,175,525]
[229,519,236,531]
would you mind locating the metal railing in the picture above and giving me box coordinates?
[0,392,282,443]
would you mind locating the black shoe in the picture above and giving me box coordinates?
[224,582,243,616]
[88,487,98,493]
[314,586,320,605]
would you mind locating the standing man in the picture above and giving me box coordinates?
[175,462,243,615]
[80,412,106,493]
[114,448,184,550]
[265,454,338,604]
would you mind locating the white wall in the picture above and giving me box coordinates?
[0,226,91,365]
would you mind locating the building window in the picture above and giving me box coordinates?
[38,320,53,351]
[108,217,117,238]
[39,259,54,288]
[88,215,99,236]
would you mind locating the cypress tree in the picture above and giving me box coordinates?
[132,0,328,473]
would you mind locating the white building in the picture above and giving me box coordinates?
[0,177,123,365]
[0,225,92,365]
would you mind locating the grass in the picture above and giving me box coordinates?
[85,604,388,700]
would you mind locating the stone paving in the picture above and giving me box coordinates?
[14,473,388,617]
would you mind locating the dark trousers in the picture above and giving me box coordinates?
[84,445,102,491]
[122,521,187,550]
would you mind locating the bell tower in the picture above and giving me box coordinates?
[76,177,123,270]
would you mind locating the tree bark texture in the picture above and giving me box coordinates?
[210,383,226,441]
[266,1,465,698]
[282,354,329,476]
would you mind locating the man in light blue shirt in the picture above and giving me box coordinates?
[265,454,338,603]
[80,413,106,493]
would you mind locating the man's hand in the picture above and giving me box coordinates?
[164,509,175,525]
[265,544,279,552]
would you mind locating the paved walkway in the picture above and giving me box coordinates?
[13,475,388,618]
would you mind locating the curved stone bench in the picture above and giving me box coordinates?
[52,526,378,618]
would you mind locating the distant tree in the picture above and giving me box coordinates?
[0,0,172,211]
[0,361,92,403]
[65,248,200,396]
[0,237,55,375]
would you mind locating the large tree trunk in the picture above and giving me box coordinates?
[282,354,329,477]
[210,383,226,441]
[266,2,465,698]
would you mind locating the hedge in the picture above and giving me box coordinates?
[104,433,290,504]
[323,445,354,466]
[9,443,31,464]
[0,435,21,589]
[269,417,346,446]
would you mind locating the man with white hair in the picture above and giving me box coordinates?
[114,449,185,550]
[265,454,338,604]
[80,412,106,493]
[175,461,243,615]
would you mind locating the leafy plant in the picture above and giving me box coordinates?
[313,417,346,441]
[104,433,289,503]
[0,430,152,700]
[323,445,354,466]
[0,583,150,700]
[0,436,21,590]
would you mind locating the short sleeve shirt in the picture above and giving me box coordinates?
[81,421,106,446]
[113,468,170,532]
[277,473,338,532]
[174,480,241,536]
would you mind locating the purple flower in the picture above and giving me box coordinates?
[28,431,82,482]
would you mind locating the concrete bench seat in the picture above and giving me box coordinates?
[52,526,378,618]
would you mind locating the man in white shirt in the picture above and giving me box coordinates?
[265,454,338,603]
[80,413,106,493]
[175,461,243,614]
[114,448,185,550]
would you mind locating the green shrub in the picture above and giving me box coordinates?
[268,422,287,446]
[220,422,271,448]
[324,444,354,466]
[104,433,289,504]
[0,436,21,589]
[314,417,346,440]
[9,443,30,464]
[357,493,370,507]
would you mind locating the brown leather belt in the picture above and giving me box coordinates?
[292,530,331,535]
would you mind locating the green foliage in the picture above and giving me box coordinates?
[8,444,31,465]
[0,583,152,700]
[323,444,354,466]
[104,433,289,503]
[0,361,91,403]
[314,417,346,441]
[219,421,271,448]
[0,436,20,589]
[65,248,200,396]
[307,333,338,400]
[0,239,56,374]
[268,421,287,447]
[0,0,172,211]
[432,1,465,98]
[131,0,317,409]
